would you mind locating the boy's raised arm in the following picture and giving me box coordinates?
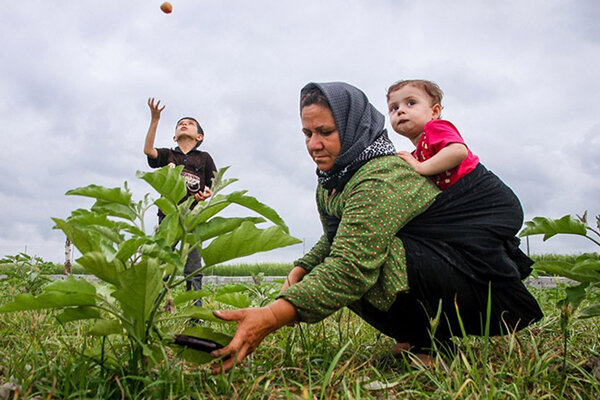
[144,97,164,159]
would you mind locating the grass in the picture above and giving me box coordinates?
[40,254,598,276]
[203,263,293,276]
[1,280,600,399]
[530,252,600,264]
[43,262,294,277]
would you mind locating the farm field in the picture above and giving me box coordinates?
[1,261,599,399]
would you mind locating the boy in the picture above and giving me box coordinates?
[144,97,217,303]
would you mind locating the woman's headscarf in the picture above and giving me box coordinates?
[301,82,396,192]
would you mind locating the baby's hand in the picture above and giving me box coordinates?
[397,151,421,171]
[148,97,165,121]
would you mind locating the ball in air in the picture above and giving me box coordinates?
[160,2,173,14]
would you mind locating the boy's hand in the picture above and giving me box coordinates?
[148,97,165,121]
[194,187,213,202]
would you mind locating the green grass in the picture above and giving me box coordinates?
[37,254,599,277]
[1,280,599,399]
[41,254,599,277]
[43,262,294,276]
[530,252,600,264]
[203,263,293,276]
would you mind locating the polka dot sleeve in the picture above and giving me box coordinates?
[281,156,439,322]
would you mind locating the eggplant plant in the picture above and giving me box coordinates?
[0,166,301,374]
[519,212,600,377]
[0,253,54,295]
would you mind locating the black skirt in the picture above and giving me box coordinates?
[351,164,543,351]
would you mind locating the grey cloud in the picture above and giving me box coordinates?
[2,0,600,261]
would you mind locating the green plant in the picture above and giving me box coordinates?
[0,166,300,377]
[0,253,54,295]
[519,211,600,380]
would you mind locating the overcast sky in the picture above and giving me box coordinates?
[1,0,599,265]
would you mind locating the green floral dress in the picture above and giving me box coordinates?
[281,156,439,322]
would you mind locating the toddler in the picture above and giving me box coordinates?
[387,79,478,190]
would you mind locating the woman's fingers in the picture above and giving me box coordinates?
[213,309,243,322]
[209,324,254,374]
[210,344,249,374]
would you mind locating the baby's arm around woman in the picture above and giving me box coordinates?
[398,142,468,176]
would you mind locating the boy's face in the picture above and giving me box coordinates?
[387,85,441,144]
[174,118,203,142]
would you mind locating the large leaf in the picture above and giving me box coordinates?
[520,215,587,240]
[209,166,238,194]
[66,184,132,206]
[192,216,265,241]
[202,222,301,266]
[137,166,187,205]
[172,326,233,364]
[76,252,125,286]
[187,201,232,230]
[173,289,211,305]
[155,213,184,248]
[65,210,113,228]
[0,276,97,312]
[115,237,151,263]
[571,255,600,274]
[225,191,290,233]
[559,282,589,309]
[139,243,183,274]
[88,319,123,336]
[533,260,600,283]
[216,283,250,295]
[56,306,102,324]
[215,292,252,308]
[52,218,99,254]
[84,345,121,368]
[87,224,124,246]
[580,304,600,319]
[112,259,163,338]
[154,197,177,216]
[91,200,137,221]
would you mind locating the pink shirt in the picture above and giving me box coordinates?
[412,120,479,190]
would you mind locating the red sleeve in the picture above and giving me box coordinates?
[423,120,466,153]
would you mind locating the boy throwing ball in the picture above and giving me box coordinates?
[144,98,217,305]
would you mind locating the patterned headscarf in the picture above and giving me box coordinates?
[301,82,396,192]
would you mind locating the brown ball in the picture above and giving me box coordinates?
[160,2,173,14]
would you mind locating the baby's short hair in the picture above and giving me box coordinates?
[386,79,444,106]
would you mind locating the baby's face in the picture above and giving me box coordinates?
[387,85,441,142]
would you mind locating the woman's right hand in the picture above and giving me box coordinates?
[279,266,307,295]
[148,97,165,121]
[210,299,297,373]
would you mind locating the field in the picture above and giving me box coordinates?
[1,260,599,399]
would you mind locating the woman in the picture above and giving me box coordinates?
[210,82,542,372]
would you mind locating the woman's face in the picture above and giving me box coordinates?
[301,104,341,172]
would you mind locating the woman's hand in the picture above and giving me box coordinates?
[210,299,297,373]
[148,97,165,121]
[279,266,307,295]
